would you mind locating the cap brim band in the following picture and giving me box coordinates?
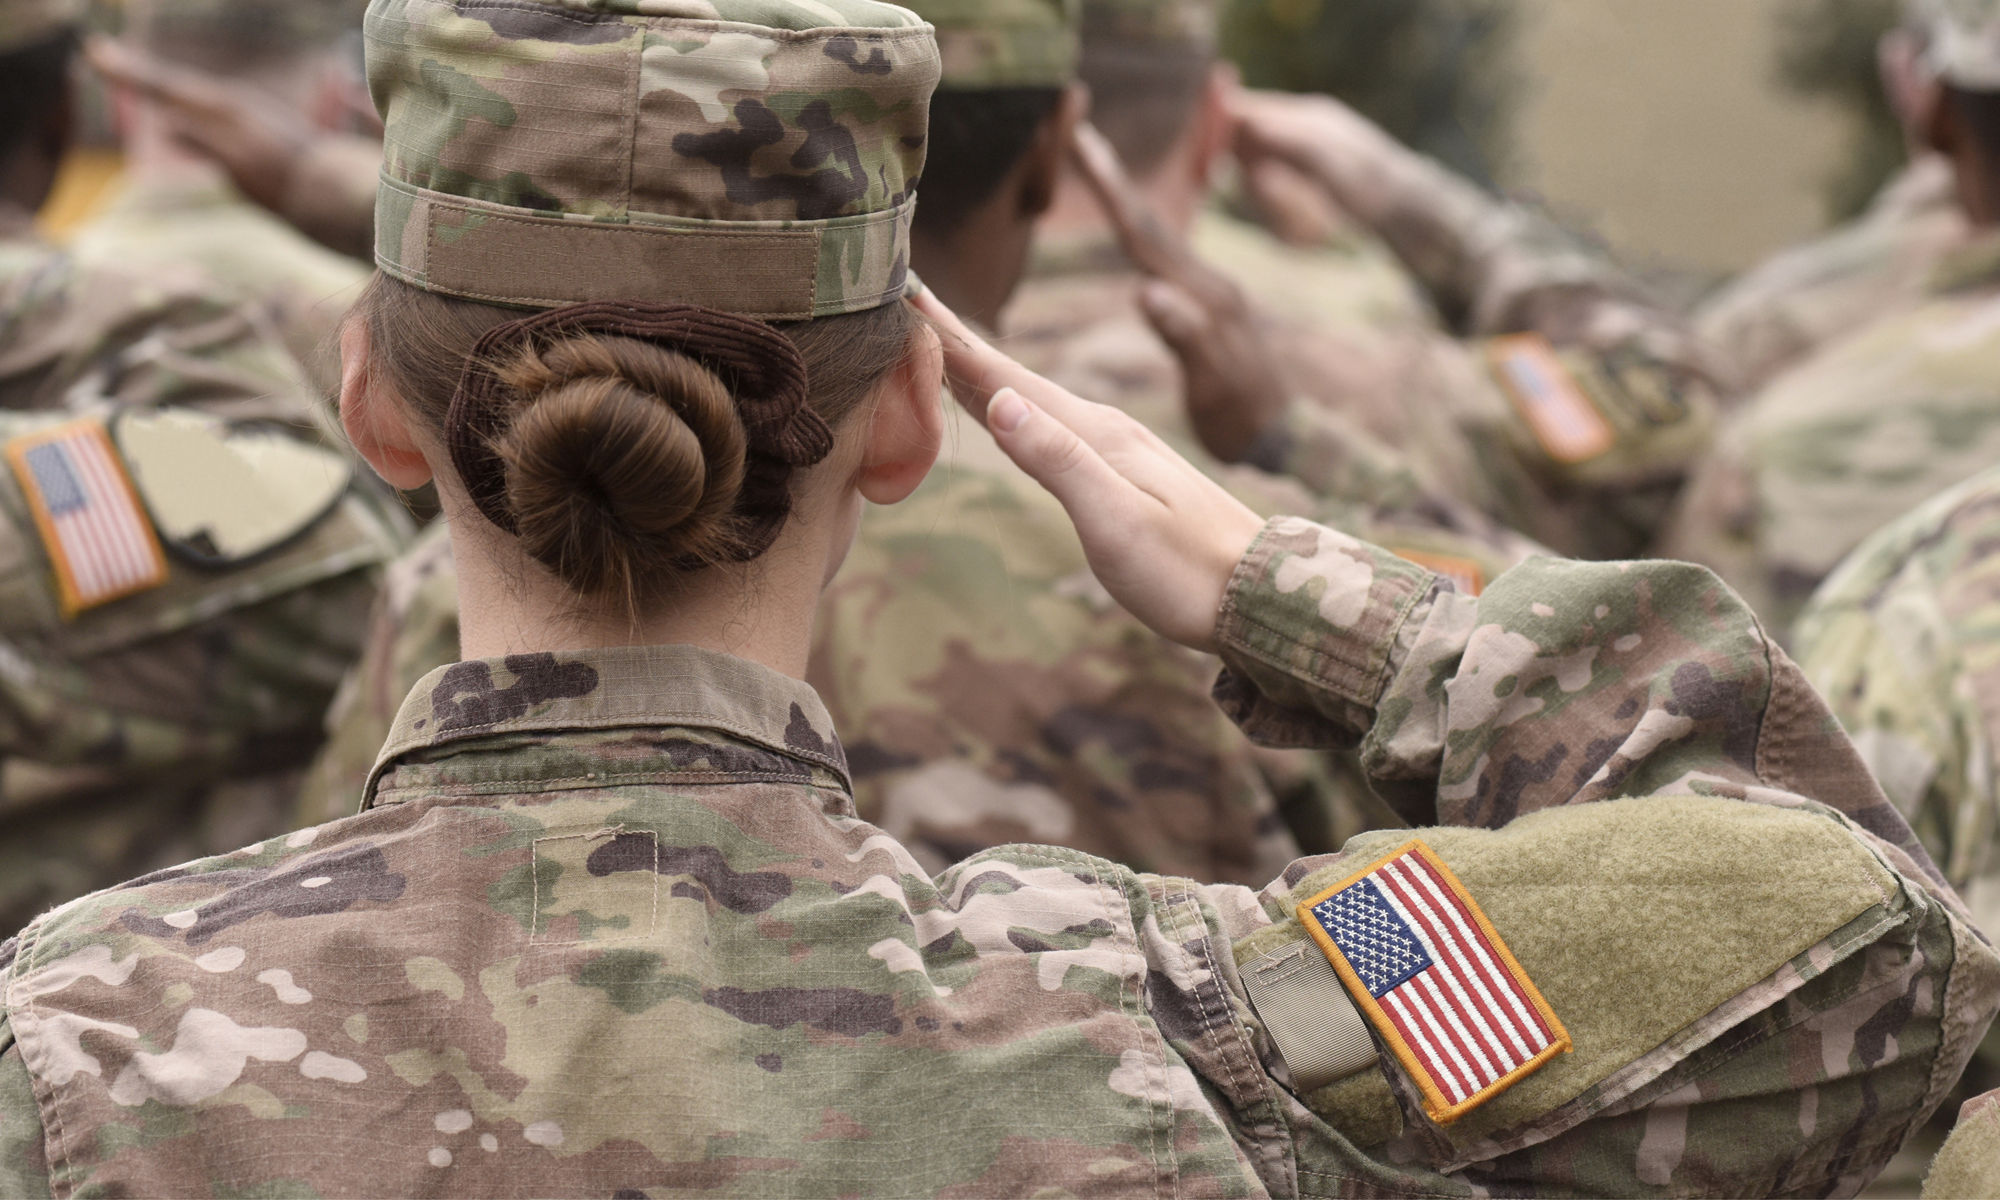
[374,176,915,320]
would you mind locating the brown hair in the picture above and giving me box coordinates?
[353,273,920,603]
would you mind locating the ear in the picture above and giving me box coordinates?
[338,319,434,491]
[856,319,944,506]
[1016,81,1091,218]
[1188,62,1240,192]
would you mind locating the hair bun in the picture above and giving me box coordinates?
[491,334,750,598]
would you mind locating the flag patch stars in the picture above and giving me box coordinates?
[1298,840,1572,1124]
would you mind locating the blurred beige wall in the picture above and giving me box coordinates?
[1503,0,1854,277]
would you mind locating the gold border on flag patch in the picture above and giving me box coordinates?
[1486,333,1617,465]
[1296,839,1570,1124]
[7,419,170,618]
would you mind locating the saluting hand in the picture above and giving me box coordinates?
[914,289,1265,655]
[1067,123,1293,467]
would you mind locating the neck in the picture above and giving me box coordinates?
[448,500,838,681]
[911,220,1029,332]
[1038,158,1200,240]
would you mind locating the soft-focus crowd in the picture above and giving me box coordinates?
[1,0,1999,1196]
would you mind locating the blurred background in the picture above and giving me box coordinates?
[1226,0,1899,284]
[48,0,1904,291]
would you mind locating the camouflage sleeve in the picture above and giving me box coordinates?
[278,134,382,261]
[1925,1089,2000,1198]
[1210,516,1946,878]
[0,943,53,1200]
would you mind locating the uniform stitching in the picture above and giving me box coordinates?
[529,827,659,945]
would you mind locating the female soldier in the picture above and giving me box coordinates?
[0,1,1988,1196]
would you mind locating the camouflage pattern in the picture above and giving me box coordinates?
[367,0,937,317]
[1657,228,2000,634]
[70,174,372,397]
[0,202,410,936]
[1241,123,1722,562]
[0,517,1989,1196]
[1695,155,1971,396]
[916,0,1077,88]
[1929,0,2000,86]
[125,0,367,47]
[0,0,81,51]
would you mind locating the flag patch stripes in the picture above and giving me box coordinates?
[1487,333,1616,464]
[1298,839,1570,1123]
[6,420,168,616]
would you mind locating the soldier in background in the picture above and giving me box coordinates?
[73,0,372,395]
[1656,0,2000,635]
[0,0,408,933]
[1696,0,1971,395]
[0,4,1990,1191]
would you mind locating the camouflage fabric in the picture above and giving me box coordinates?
[0,518,1988,1196]
[1794,463,2000,929]
[0,202,410,935]
[125,0,367,47]
[1695,155,1970,396]
[915,0,1078,88]
[1657,229,2000,634]
[0,0,81,51]
[69,173,371,397]
[1929,0,2000,87]
[367,0,937,317]
[1245,124,1721,562]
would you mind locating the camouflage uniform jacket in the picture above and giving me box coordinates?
[69,170,373,396]
[1696,156,1969,397]
[1261,151,1723,562]
[1657,228,2000,634]
[1792,463,2000,943]
[0,519,1990,1197]
[0,206,410,934]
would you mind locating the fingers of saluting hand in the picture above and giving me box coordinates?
[911,289,1123,442]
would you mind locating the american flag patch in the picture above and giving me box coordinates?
[1487,334,1616,464]
[1298,840,1569,1123]
[6,420,169,616]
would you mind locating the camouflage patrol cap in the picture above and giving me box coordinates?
[0,0,83,53]
[1080,0,1215,52]
[1927,0,2000,87]
[906,0,1078,90]
[366,0,939,319]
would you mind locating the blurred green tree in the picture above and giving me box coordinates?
[1774,0,1905,220]
[1221,0,1519,185]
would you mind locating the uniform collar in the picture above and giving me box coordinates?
[1025,227,1131,281]
[363,644,851,810]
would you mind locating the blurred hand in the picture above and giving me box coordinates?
[1068,122,1291,464]
[87,37,315,216]
[915,289,1265,654]
[1238,154,1350,248]
[1228,89,1405,225]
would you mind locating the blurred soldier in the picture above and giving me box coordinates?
[1657,0,2000,634]
[0,4,1990,1189]
[1697,1,1971,394]
[73,0,372,395]
[1026,7,1719,564]
[0,0,408,933]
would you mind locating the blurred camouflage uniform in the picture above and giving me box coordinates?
[0,2,1991,1194]
[1657,229,2000,634]
[1695,155,1969,396]
[1236,107,1723,562]
[69,0,371,395]
[0,0,407,935]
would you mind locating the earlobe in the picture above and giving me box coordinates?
[338,320,435,491]
[856,321,945,506]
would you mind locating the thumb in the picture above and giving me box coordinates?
[1139,280,1211,355]
[985,388,1126,518]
